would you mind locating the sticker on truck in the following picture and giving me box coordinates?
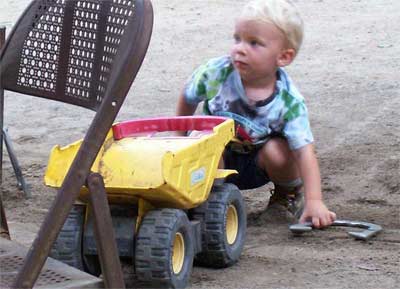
[191,167,206,186]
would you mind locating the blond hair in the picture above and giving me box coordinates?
[240,0,304,53]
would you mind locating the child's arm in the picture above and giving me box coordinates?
[174,90,199,136]
[176,89,198,116]
[292,143,336,228]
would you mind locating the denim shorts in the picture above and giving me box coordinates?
[223,142,270,190]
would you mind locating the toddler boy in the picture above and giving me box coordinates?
[176,0,336,228]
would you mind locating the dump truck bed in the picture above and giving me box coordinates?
[45,116,235,208]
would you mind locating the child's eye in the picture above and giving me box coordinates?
[233,34,240,43]
[250,40,259,46]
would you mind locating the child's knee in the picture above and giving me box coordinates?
[260,137,293,168]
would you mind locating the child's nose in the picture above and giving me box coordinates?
[233,42,246,55]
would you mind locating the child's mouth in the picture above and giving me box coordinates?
[234,60,248,69]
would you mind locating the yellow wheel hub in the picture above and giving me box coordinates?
[226,204,238,245]
[172,232,185,274]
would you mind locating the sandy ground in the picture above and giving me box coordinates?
[1,0,399,288]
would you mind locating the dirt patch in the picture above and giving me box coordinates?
[1,0,399,288]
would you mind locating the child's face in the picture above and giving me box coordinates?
[230,19,293,84]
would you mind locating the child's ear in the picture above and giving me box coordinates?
[277,48,296,67]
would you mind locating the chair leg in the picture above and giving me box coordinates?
[87,173,125,289]
[0,195,10,240]
[0,26,5,186]
[3,129,30,198]
[1,26,29,198]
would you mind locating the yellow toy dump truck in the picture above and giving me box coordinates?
[45,116,246,288]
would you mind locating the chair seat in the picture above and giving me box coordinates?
[0,238,102,289]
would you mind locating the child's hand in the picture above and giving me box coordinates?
[299,200,336,228]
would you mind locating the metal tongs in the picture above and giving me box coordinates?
[289,219,382,241]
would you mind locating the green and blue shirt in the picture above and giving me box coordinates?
[184,56,314,150]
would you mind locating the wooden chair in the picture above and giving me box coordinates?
[0,0,153,288]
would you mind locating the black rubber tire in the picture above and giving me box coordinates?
[83,254,101,277]
[135,208,194,289]
[189,183,246,268]
[50,204,86,270]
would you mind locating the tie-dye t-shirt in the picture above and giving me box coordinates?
[184,56,314,150]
